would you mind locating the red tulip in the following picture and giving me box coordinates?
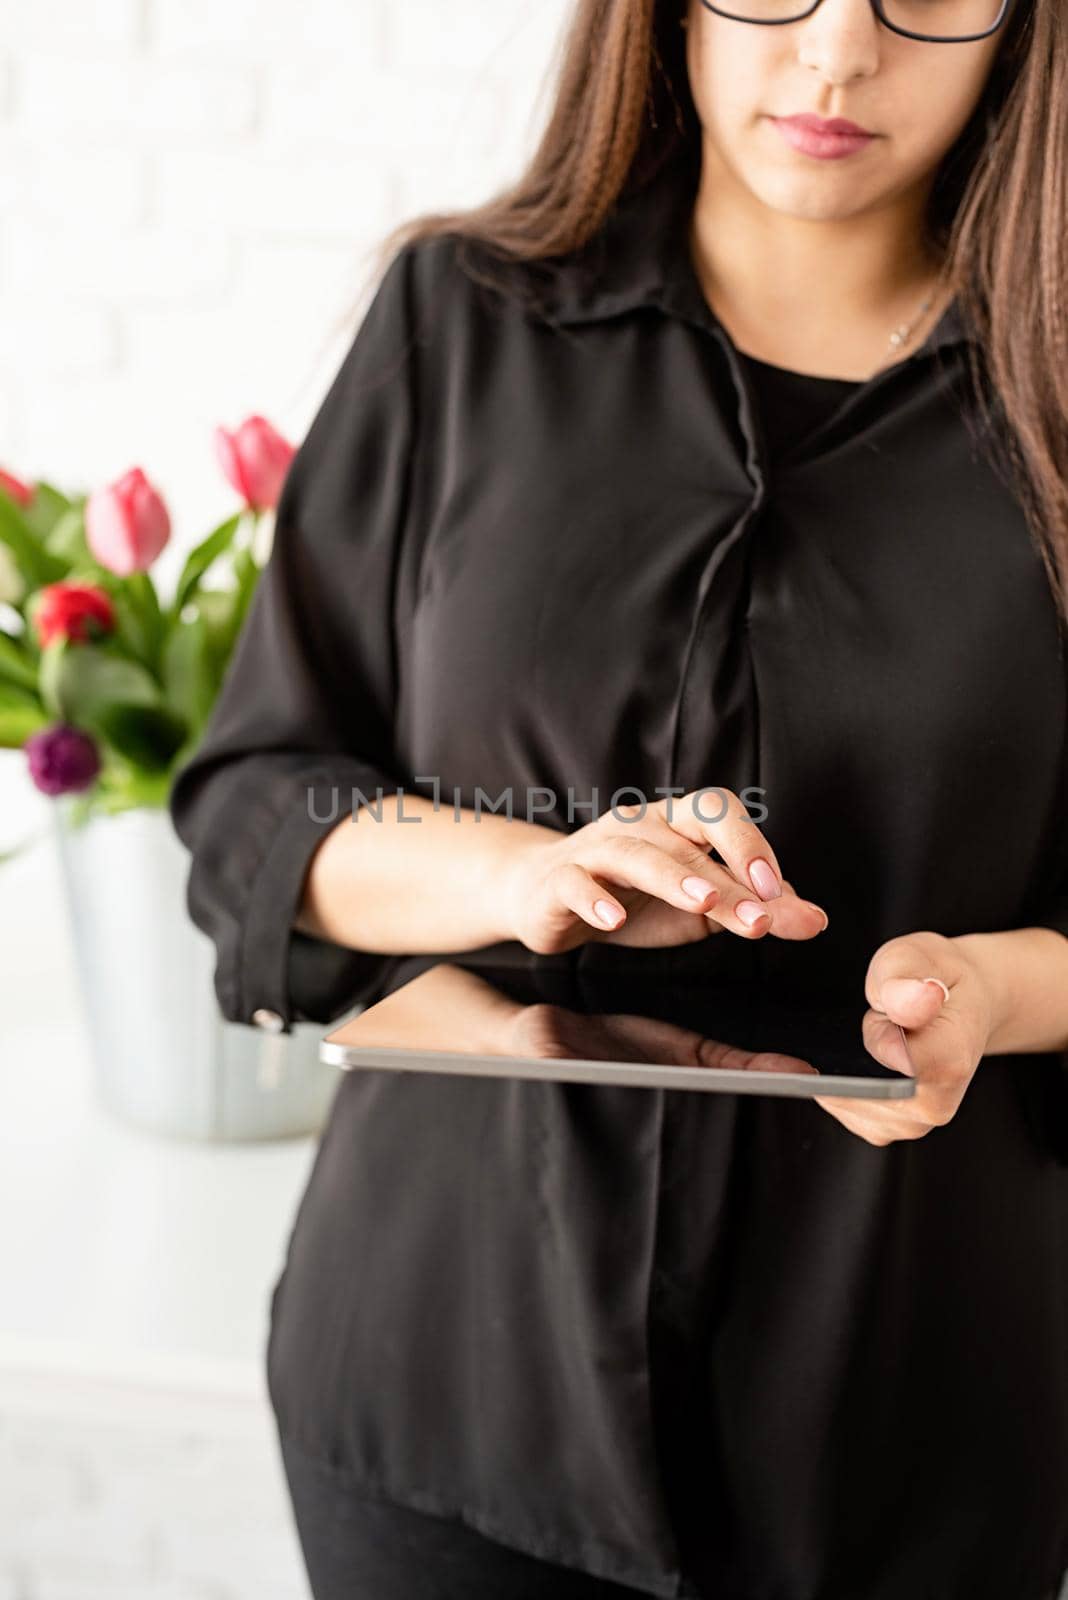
[214,415,296,511]
[33,581,115,648]
[85,467,171,576]
[0,467,34,507]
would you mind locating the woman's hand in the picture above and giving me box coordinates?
[500,788,829,955]
[813,931,997,1146]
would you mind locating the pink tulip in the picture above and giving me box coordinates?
[214,415,296,511]
[0,466,34,507]
[85,467,171,576]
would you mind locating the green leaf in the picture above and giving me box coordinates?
[188,553,262,688]
[100,766,172,813]
[166,731,202,778]
[38,638,67,718]
[161,612,215,734]
[24,481,75,542]
[40,637,161,728]
[228,545,260,650]
[0,491,67,587]
[129,570,163,626]
[38,637,189,775]
[104,571,165,675]
[0,630,39,693]
[171,511,244,618]
[0,681,48,746]
[44,507,89,567]
[194,587,238,665]
[95,702,188,771]
[61,750,172,818]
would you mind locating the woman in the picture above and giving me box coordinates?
[169,0,1068,1594]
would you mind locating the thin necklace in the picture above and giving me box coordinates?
[887,288,938,353]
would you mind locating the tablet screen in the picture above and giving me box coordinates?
[320,958,916,1100]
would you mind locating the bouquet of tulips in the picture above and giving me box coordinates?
[0,416,295,845]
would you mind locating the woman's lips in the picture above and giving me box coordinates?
[771,115,876,160]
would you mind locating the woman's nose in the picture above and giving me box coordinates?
[794,0,882,85]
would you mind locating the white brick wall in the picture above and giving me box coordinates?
[0,0,572,590]
[0,1374,310,1599]
[0,10,574,1591]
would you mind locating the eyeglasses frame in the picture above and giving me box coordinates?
[695,0,1014,45]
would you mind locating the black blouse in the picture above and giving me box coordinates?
[169,152,1068,1599]
[734,349,863,465]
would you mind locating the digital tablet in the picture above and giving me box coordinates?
[320,958,917,1100]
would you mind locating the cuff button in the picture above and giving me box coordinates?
[251,1007,285,1033]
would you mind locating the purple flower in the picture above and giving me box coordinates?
[25,724,101,796]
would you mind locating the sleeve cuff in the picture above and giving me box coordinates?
[1026,907,1068,943]
[238,763,401,1033]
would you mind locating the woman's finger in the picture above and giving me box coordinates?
[574,832,729,918]
[662,795,829,928]
[583,834,789,938]
[607,797,829,930]
[576,831,826,941]
[542,859,631,932]
[662,787,797,908]
[860,1009,917,1077]
[864,933,961,1022]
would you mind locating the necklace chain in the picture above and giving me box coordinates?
[887,288,938,353]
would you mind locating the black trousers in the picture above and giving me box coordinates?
[280,1438,665,1599]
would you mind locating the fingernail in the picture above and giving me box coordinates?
[594,900,623,927]
[682,876,715,904]
[749,858,781,899]
[804,902,830,931]
[921,976,950,1003]
[737,900,770,927]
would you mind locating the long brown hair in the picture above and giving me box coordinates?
[344,0,1068,623]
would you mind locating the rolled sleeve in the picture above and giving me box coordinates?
[1029,903,1068,943]
[169,244,420,1032]
[1027,845,1068,944]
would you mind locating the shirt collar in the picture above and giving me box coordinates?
[540,153,972,360]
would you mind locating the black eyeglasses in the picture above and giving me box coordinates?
[697,0,1013,44]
